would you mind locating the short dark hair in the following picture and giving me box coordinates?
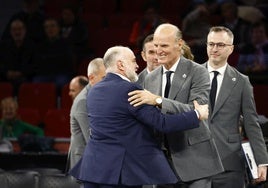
[209,26,234,42]
[142,34,154,51]
[78,76,89,87]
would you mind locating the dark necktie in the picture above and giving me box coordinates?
[164,71,173,98]
[163,70,173,158]
[210,71,219,112]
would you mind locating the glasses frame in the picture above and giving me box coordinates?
[206,42,233,49]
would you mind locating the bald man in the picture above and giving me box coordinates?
[128,23,223,188]
[68,75,88,101]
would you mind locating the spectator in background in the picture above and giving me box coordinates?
[68,75,88,101]
[59,3,89,70]
[129,1,167,56]
[237,21,268,76]
[0,19,36,94]
[1,0,45,44]
[32,17,74,93]
[67,58,106,170]
[220,1,251,52]
[0,97,44,138]
[136,34,159,86]
[182,2,211,64]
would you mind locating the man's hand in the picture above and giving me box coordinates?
[193,100,209,120]
[128,90,160,107]
[253,166,267,184]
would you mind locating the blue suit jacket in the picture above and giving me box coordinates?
[69,73,199,186]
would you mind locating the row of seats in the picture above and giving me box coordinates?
[0,82,72,138]
[2,82,268,117]
[0,168,79,188]
[1,82,267,137]
[0,82,72,110]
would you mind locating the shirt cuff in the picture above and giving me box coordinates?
[194,109,200,119]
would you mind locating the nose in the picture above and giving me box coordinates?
[136,63,139,69]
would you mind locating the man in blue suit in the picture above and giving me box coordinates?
[69,46,209,188]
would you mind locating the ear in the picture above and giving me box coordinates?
[117,60,125,71]
[227,45,234,57]
[177,38,183,48]
[230,45,234,54]
[141,51,146,61]
[88,74,94,81]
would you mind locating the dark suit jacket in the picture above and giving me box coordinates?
[143,56,224,182]
[204,63,268,172]
[69,73,200,186]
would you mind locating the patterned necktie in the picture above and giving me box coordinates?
[210,71,219,112]
[164,71,173,98]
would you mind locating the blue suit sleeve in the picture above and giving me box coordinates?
[128,84,199,133]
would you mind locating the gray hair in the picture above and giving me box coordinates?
[87,58,104,76]
[103,46,131,73]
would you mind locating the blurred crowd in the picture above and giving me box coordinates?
[0,0,267,137]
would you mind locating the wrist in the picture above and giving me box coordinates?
[195,109,201,120]
[155,96,162,107]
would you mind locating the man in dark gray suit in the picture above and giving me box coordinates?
[136,34,159,86]
[67,58,106,170]
[204,26,268,187]
[128,23,223,188]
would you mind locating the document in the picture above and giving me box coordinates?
[242,141,258,179]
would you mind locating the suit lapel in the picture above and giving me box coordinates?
[169,57,189,99]
[211,65,238,118]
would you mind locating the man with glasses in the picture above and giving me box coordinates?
[205,26,268,188]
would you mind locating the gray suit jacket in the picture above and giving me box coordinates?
[204,63,268,172]
[68,84,91,169]
[144,56,224,182]
[136,68,148,86]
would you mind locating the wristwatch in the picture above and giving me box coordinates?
[155,97,162,106]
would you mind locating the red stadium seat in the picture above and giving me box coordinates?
[17,108,42,126]
[95,27,132,57]
[17,83,57,121]
[44,109,70,138]
[0,82,13,102]
[253,84,268,117]
[60,83,72,111]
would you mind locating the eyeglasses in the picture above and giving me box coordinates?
[207,42,233,49]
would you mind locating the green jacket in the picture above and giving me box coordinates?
[0,119,44,138]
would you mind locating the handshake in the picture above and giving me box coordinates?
[193,100,209,121]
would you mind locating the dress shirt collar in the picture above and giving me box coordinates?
[207,62,227,76]
[114,73,130,82]
[162,57,180,74]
